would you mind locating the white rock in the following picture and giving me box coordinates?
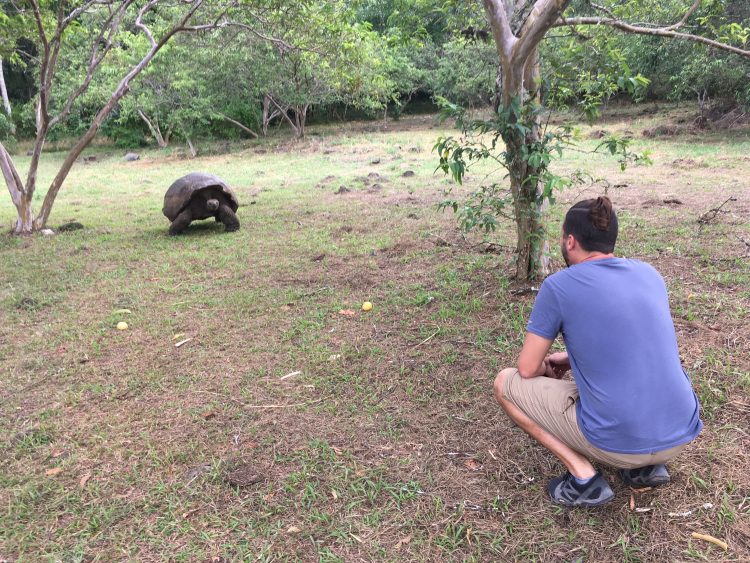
[41,228,56,236]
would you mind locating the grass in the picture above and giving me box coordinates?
[1,103,749,561]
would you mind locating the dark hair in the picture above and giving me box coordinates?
[562,196,618,253]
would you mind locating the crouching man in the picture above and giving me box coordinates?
[495,196,702,507]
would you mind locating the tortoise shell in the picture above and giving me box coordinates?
[163,172,239,220]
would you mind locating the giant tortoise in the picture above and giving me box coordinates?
[163,172,240,235]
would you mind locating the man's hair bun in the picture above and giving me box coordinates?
[589,196,612,231]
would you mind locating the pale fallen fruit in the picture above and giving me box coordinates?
[116,321,128,330]
[362,301,373,312]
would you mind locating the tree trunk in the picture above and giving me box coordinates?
[492,64,503,113]
[502,47,548,281]
[262,95,271,135]
[483,0,560,280]
[0,141,33,234]
[186,137,197,157]
[138,109,168,148]
[0,58,13,124]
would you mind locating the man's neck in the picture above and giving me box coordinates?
[577,252,614,264]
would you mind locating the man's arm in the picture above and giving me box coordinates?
[517,332,555,378]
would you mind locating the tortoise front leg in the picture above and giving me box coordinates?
[217,204,240,232]
[169,209,193,235]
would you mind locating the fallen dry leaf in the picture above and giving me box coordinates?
[691,532,728,550]
[79,473,92,488]
[396,534,412,548]
[46,467,62,476]
[338,309,356,317]
[463,458,482,470]
[201,410,217,420]
[182,508,200,519]
[287,526,301,534]
[629,494,635,510]
[51,449,66,458]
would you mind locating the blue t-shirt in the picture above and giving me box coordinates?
[527,258,703,454]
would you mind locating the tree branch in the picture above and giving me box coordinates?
[556,17,750,57]
[664,0,702,32]
[482,0,517,61]
[49,1,136,129]
[514,0,571,65]
[218,113,259,138]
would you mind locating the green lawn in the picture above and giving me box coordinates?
[1,105,749,561]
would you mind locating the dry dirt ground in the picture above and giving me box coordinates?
[1,104,749,561]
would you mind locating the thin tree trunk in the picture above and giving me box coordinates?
[0,141,32,234]
[0,58,13,122]
[137,109,168,147]
[262,95,271,135]
[492,64,503,113]
[186,137,197,157]
[268,96,302,138]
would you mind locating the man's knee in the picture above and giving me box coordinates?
[494,367,517,404]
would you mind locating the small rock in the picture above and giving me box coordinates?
[58,221,85,232]
[335,185,350,194]
[370,158,381,164]
[41,228,56,236]
[224,462,264,488]
[407,213,418,219]
[368,183,383,192]
[123,152,140,161]
[402,170,415,177]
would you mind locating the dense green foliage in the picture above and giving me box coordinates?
[1,0,747,147]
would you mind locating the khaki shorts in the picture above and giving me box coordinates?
[501,368,686,469]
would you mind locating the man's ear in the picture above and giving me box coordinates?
[564,233,576,252]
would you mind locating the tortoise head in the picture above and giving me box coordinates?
[206,198,220,211]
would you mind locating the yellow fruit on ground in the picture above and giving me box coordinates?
[362,301,373,312]
[116,321,129,330]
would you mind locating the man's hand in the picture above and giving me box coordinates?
[546,352,570,379]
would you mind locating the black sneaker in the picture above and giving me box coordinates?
[548,471,614,507]
[618,464,670,489]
